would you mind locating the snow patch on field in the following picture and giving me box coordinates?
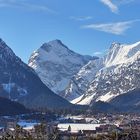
[18,121,39,130]
[58,123,102,132]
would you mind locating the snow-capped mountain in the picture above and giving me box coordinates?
[68,41,140,105]
[28,39,95,96]
[0,38,72,109]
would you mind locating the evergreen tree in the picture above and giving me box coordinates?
[68,125,71,132]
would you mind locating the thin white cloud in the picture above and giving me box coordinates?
[93,51,103,56]
[100,0,118,13]
[0,0,56,13]
[82,20,140,35]
[70,16,93,21]
[100,0,135,13]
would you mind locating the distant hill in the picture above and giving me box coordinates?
[109,89,140,112]
[90,101,118,113]
[0,96,29,116]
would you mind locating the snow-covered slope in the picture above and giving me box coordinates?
[69,41,140,105]
[28,39,95,96]
[104,41,140,67]
[64,58,103,100]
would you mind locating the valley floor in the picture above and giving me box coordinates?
[0,112,140,139]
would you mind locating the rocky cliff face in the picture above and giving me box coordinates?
[69,41,140,105]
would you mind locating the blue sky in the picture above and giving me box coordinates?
[0,0,140,63]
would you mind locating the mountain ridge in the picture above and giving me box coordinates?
[68,41,140,105]
[1,38,139,113]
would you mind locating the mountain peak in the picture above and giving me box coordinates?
[48,39,63,44]
[0,38,3,43]
[104,41,140,67]
[0,38,7,47]
[41,39,69,51]
[0,38,15,58]
[110,41,140,50]
[109,42,121,50]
